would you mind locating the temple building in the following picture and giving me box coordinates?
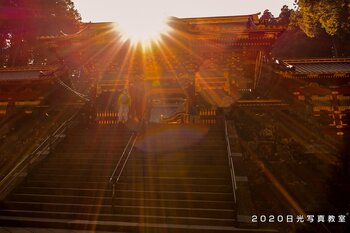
[35,14,286,123]
[272,58,350,135]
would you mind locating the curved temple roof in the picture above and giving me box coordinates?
[277,58,350,78]
[0,67,57,82]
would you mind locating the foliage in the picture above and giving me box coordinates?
[259,9,275,25]
[272,29,333,58]
[259,5,293,27]
[0,0,81,35]
[264,2,350,57]
[293,0,350,37]
[278,5,293,26]
[0,0,81,66]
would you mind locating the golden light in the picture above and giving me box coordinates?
[115,13,170,46]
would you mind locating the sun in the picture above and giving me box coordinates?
[115,13,170,46]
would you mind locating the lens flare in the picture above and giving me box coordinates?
[115,13,170,46]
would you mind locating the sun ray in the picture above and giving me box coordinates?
[102,41,135,110]
[155,43,179,78]
[74,32,122,73]
[239,139,307,216]
[165,30,201,60]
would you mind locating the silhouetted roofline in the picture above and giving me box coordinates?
[180,13,261,24]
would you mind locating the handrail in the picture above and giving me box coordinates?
[108,108,147,206]
[113,135,138,185]
[109,132,138,207]
[224,120,237,204]
[0,110,79,199]
[109,134,135,183]
[33,110,79,154]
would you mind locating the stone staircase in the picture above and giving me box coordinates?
[0,122,277,233]
[113,124,236,228]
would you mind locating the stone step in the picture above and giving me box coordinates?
[119,176,230,185]
[32,168,113,177]
[43,157,228,166]
[63,136,131,143]
[33,168,230,178]
[27,174,230,185]
[39,163,230,172]
[42,157,120,163]
[134,145,225,150]
[8,194,234,209]
[63,137,131,142]
[57,147,129,153]
[65,132,130,138]
[66,129,130,136]
[50,152,124,159]
[0,215,275,233]
[0,209,236,227]
[21,180,232,193]
[57,141,129,147]
[3,201,236,219]
[16,187,234,201]
[131,150,227,157]
[134,137,225,142]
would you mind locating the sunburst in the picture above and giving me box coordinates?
[115,13,170,47]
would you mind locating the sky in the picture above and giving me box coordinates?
[73,0,296,22]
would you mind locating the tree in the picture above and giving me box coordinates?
[259,9,275,25]
[293,0,350,37]
[272,29,333,58]
[0,0,81,66]
[278,5,292,26]
[291,0,350,56]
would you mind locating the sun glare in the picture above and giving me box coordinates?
[115,13,170,46]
